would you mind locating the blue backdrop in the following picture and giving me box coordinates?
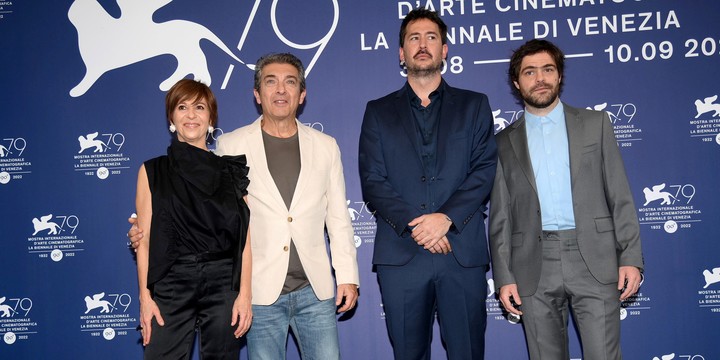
[1,1,718,359]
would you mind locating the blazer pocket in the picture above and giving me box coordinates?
[511,232,524,247]
[594,216,615,233]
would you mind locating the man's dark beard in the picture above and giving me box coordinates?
[407,63,442,78]
[522,86,559,109]
[523,94,557,109]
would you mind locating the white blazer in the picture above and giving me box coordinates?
[216,116,359,305]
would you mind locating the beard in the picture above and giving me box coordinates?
[407,62,442,77]
[521,82,560,109]
[405,50,443,77]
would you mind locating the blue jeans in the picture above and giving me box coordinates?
[246,285,340,360]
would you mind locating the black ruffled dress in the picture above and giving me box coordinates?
[144,140,250,291]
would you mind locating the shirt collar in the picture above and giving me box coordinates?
[406,79,445,109]
[525,101,564,128]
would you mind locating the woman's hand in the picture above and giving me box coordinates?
[139,296,164,346]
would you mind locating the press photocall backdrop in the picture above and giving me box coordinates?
[1,1,718,359]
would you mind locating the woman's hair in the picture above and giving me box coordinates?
[165,79,218,126]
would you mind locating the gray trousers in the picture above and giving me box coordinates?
[520,230,622,360]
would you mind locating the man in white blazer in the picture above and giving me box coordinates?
[216,53,359,359]
[129,53,359,359]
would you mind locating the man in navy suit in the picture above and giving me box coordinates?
[359,8,497,359]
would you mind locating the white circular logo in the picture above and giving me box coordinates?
[620,308,628,320]
[664,220,678,234]
[4,331,17,345]
[715,133,720,145]
[96,166,109,180]
[0,171,10,185]
[103,327,116,340]
[506,313,521,324]
[51,249,64,262]
[353,235,362,248]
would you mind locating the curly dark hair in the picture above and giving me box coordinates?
[508,39,565,96]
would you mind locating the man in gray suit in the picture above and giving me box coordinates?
[489,39,644,359]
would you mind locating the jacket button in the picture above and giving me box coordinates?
[420,204,426,210]
[283,246,289,251]
[421,176,426,182]
[287,216,293,222]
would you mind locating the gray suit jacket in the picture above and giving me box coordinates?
[489,103,643,296]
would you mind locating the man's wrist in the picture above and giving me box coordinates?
[441,213,456,233]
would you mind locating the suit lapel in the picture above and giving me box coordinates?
[394,87,424,164]
[564,104,585,185]
[289,120,313,212]
[508,116,538,195]
[436,84,455,167]
[247,116,288,211]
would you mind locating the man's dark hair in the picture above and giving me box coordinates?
[508,39,565,95]
[399,8,448,47]
[254,53,306,92]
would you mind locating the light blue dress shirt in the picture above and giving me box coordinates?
[525,102,576,230]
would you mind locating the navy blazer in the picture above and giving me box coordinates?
[359,81,497,267]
